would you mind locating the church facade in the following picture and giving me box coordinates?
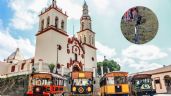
[0,0,97,77]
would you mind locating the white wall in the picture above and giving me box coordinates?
[84,44,97,71]
[0,62,10,75]
[152,72,171,93]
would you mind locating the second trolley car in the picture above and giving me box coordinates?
[26,72,66,96]
[100,71,129,96]
[130,74,156,96]
[70,71,94,95]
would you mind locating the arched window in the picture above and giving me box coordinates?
[55,17,58,29]
[21,63,25,70]
[82,22,84,30]
[84,35,86,43]
[92,37,94,44]
[61,20,64,30]
[75,53,77,61]
[89,35,91,44]
[41,20,44,30]
[11,65,15,72]
[47,16,50,27]
[90,22,91,30]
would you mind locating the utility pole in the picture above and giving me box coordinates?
[56,45,59,74]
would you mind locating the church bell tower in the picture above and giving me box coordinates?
[77,1,97,72]
[34,0,69,72]
[77,1,95,47]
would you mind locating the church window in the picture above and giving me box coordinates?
[47,16,50,27]
[84,35,86,43]
[41,20,44,30]
[89,35,91,44]
[92,37,94,44]
[75,53,77,61]
[82,22,84,30]
[61,20,64,30]
[21,63,25,70]
[55,17,58,29]
[11,65,15,72]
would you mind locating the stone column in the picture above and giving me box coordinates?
[61,64,64,76]
[82,64,85,71]
[93,67,96,77]
[107,68,110,73]
[101,66,103,77]
[39,59,43,72]
[161,76,167,93]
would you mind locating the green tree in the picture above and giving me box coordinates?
[48,64,55,73]
[97,59,120,75]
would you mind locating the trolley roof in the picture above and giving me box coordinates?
[103,71,128,78]
[131,74,151,79]
[71,71,93,79]
[32,72,67,80]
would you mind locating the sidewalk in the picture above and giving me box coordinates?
[154,94,171,96]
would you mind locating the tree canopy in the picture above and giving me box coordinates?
[97,59,120,75]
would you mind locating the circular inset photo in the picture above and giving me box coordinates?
[121,6,158,44]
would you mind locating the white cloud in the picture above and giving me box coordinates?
[9,0,49,30]
[0,23,35,60]
[95,42,165,72]
[122,45,168,60]
[97,55,105,62]
[96,41,116,61]
[57,0,82,20]
[116,44,167,72]
[91,0,159,17]
[115,57,162,72]
[9,0,82,30]
[115,57,135,67]
[128,61,162,72]
[93,0,109,11]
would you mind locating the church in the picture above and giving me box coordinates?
[0,0,97,77]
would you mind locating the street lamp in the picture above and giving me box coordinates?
[55,44,61,74]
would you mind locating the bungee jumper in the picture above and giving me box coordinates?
[134,14,142,44]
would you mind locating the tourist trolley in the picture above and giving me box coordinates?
[26,72,66,96]
[100,71,129,96]
[70,71,94,95]
[130,74,156,96]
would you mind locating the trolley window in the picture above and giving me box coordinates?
[73,79,92,86]
[134,78,152,89]
[114,76,127,84]
[32,78,51,86]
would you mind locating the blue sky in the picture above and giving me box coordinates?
[0,0,171,73]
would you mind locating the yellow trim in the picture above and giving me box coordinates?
[87,86,91,92]
[100,84,129,95]
[79,73,85,78]
[72,86,76,92]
